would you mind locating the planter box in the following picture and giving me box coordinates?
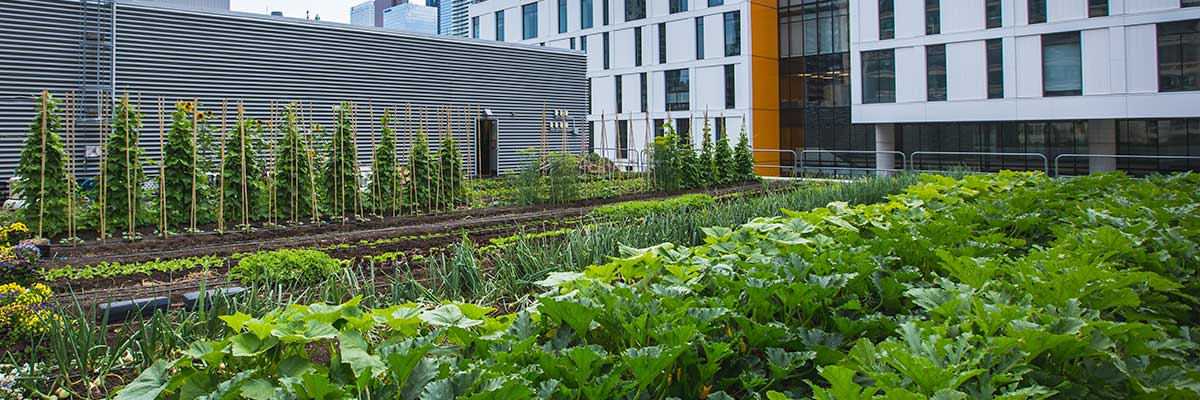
[98,296,169,322]
[182,287,246,311]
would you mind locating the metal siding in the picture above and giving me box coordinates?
[0,0,587,190]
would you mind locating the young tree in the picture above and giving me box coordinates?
[274,104,313,222]
[406,129,433,211]
[222,115,266,227]
[713,128,735,185]
[321,103,360,218]
[676,134,701,190]
[370,111,400,215]
[734,123,756,181]
[16,93,71,238]
[101,94,146,237]
[436,135,465,209]
[698,119,717,187]
[161,101,216,232]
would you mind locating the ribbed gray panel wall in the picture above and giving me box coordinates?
[0,0,587,190]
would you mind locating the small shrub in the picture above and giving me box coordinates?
[590,193,715,220]
[0,282,55,345]
[229,249,344,285]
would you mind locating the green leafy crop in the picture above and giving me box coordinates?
[15,93,71,238]
[228,249,345,286]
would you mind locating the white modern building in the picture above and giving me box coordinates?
[384,2,439,34]
[351,0,376,26]
[851,0,1200,174]
[468,0,755,167]
[441,0,472,37]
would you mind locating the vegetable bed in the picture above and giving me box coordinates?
[116,172,1200,399]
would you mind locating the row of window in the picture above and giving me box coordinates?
[472,0,732,40]
[875,0,1200,41]
[602,116,733,159]
[862,19,1199,104]
[608,65,736,114]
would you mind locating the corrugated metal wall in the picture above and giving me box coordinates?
[0,0,588,191]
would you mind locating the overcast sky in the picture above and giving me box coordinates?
[230,0,363,24]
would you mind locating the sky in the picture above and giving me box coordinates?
[230,0,364,24]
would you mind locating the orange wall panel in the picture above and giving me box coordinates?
[749,0,781,176]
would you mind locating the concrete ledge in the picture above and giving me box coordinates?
[99,296,169,322]
[182,287,247,311]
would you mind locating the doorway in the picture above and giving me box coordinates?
[476,119,498,177]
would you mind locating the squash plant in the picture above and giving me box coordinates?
[321,102,360,218]
[221,114,266,228]
[274,104,313,222]
[370,111,400,215]
[100,94,147,238]
[15,92,71,238]
[406,129,433,211]
[161,100,217,232]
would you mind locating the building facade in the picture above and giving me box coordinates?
[852,0,1200,175]
[123,0,230,10]
[441,0,472,37]
[383,2,439,34]
[469,0,770,170]
[0,0,587,184]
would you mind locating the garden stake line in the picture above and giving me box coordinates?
[239,101,248,230]
[218,99,227,233]
[407,103,416,216]
[369,101,379,218]
[37,91,47,238]
[352,103,363,220]
[66,91,76,242]
[391,107,400,218]
[191,97,199,233]
[158,97,167,239]
[303,100,319,223]
[268,100,278,226]
[125,94,133,240]
[98,93,108,241]
[422,108,430,213]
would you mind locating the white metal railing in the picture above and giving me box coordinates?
[751,149,799,174]
[909,151,1050,175]
[1054,154,1200,177]
[799,149,907,175]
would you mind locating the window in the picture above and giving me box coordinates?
[615,75,623,114]
[778,0,850,57]
[618,121,629,158]
[676,118,692,144]
[1089,0,1108,17]
[495,11,505,41]
[715,118,726,141]
[986,0,1002,28]
[670,0,687,13]
[658,23,667,63]
[696,17,705,59]
[603,0,610,25]
[634,27,643,66]
[581,35,588,51]
[625,0,645,21]
[558,0,568,33]
[926,0,940,35]
[862,49,895,104]
[471,16,479,39]
[666,69,690,111]
[709,0,724,6]
[640,73,648,112]
[582,0,593,29]
[987,38,1004,99]
[522,3,537,40]
[570,37,576,49]
[1042,32,1082,96]
[603,32,611,69]
[1158,20,1200,92]
[926,44,947,101]
[724,64,736,109]
[1028,0,1046,24]
[654,118,665,137]
[879,0,894,40]
[724,11,741,56]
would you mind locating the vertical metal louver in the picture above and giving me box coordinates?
[0,0,588,191]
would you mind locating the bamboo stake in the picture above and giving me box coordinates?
[422,108,431,213]
[391,107,399,218]
[407,103,416,216]
[190,97,198,232]
[238,101,248,229]
[435,106,444,212]
[369,101,378,218]
[36,91,47,238]
[303,101,319,223]
[159,97,167,238]
[268,100,277,226]
[352,103,363,219]
[99,93,108,241]
[65,91,75,242]
[292,102,299,225]
[218,99,227,233]
[124,94,133,239]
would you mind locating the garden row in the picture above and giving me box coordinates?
[1,174,924,398]
[106,171,1200,399]
[14,92,755,244]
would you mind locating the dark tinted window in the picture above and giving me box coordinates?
[1043,32,1082,96]
[987,39,1005,99]
[878,0,894,39]
[926,44,947,101]
[862,49,895,103]
[1159,20,1200,92]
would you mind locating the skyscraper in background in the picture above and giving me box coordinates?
[439,0,470,37]
[383,2,438,35]
[350,0,418,28]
